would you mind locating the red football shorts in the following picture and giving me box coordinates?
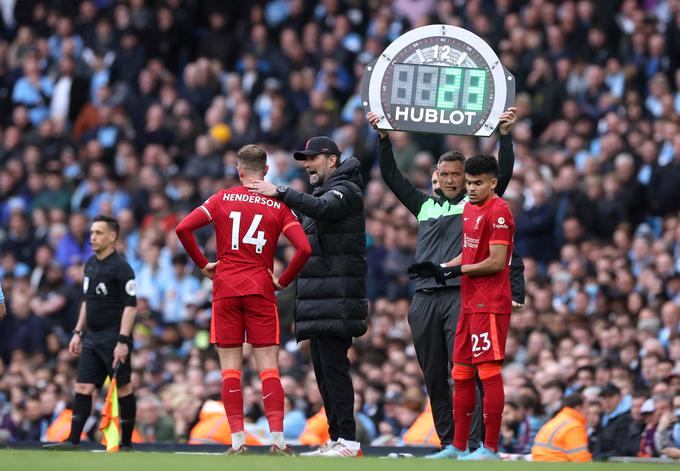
[453,313,510,364]
[211,295,280,347]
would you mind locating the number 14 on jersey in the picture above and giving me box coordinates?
[229,211,267,253]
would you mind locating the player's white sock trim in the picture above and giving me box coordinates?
[271,432,285,449]
[231,431,245,449]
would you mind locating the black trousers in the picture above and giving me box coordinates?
[408,287,483,448]
[310,335,355,441]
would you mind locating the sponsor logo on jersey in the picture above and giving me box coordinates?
[125,279,136,297]
[464,234,479,249]
[494,216,508,229]
[96,282,108,296]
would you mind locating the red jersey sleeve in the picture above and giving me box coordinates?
[277,207,310,287]
[199,192,221,222]
[280,207,299,232]
[489,202,514,246]
[175,208,211,269]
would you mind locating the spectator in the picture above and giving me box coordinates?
[55,213,92,269]
[516,180,556,264]
[136,395,176,443]
[592,383,640,460]
[655,393,680,459]
[11,54,54,126]
[159,254,200,325]
[532,393,592,462]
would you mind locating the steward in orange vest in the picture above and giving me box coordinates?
[299,408,331,446]
[403,401,441,447]
[188,400,261,446]
[532,394,592,462]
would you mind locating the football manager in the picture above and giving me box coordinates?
[248,136,367,457]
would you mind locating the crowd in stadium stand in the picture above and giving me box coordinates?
[0,0,679,459]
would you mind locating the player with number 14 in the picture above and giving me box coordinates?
[175,144,311,455]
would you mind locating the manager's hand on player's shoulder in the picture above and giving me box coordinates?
[499,106,518,135]
[367,112,388,139]
[202,261,219,280]
[246,180,277,197]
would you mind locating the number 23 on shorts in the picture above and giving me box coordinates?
[471,332,491,358]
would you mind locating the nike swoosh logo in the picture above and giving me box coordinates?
[464,217,469,221]
[229,389,241,393]
[473,351,484,358]
[263,393,273,400]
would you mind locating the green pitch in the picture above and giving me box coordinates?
[0,450,676,471]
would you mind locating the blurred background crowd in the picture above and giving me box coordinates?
[0,0,679,458]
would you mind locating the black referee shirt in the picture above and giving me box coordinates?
[83,251,137,332]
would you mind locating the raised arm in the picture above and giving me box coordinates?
[368,112,429,216]
[496,107,517,197]
[509,248,525,305]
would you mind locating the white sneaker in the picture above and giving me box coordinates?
[319,438,362,457]
[300,440,336,457]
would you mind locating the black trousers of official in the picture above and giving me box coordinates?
[310,335,356,441]
[408,286,483,449]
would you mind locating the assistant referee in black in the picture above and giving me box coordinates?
[45,215,138,450]
[367,110,525,457]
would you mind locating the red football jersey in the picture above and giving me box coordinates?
[200,186,299,301]
[461,195,515,315]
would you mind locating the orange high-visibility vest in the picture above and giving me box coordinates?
[188,400,261,446]
[48,409,142,444]
[532,407,592,462]
[403,401,441,446]
[299,408,330,446]
[46,409,73,443]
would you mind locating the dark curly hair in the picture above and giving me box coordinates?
[464,154,499,177]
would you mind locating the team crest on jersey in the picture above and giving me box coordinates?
[83,276,89,293]
[96,282,108,296]
[474,215,483,230]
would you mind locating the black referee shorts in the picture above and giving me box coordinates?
[76,329,132,388]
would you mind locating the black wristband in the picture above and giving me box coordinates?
[118,334,133,345]
[73,329,83,337]
[440,264,462,278]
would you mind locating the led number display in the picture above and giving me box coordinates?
[361,25,515,136]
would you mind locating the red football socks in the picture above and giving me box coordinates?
[452,377,476,451]
[260,369,284,433]
[221,369,244,433]
[481,373,504,453]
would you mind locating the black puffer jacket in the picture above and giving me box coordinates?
[279,157,367,340]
